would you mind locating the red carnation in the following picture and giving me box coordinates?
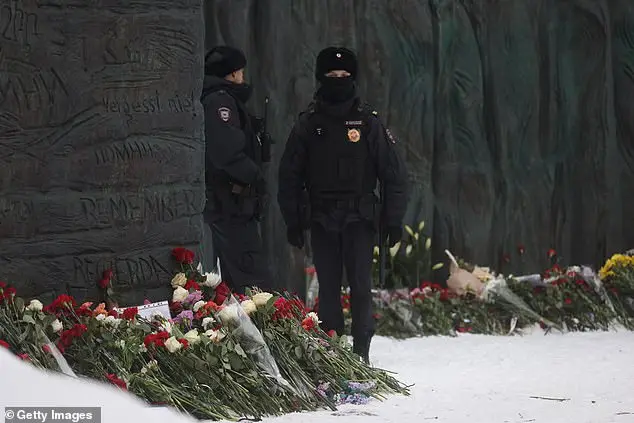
[122,307,138,320]
[19,353,30,361]
[169,301,183,314]
[105,373,128,390]
[97,278,110,289]
[0,340,10,349]
[547,248,557,258]
[184,280,200,291]
[0,281,6,289]
[44,295,76,313]
[0,286,16,303]
[214,282,231,305]
[108,309,119,317]
[564,298,572,305]
[172,247,195,264]
[144,331,170,348]
[178,338,189,349]
[327,330,336,338]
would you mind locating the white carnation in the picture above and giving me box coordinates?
[95,314,106,321]
[27,299,43,312]
[184,329,200,345]
[172,286,189,303]
[164,336,182,353]
[51,319,63,333]
[104,316,121,327]
[193,300,206,312]
[202,317,216,329]
[306,311,321,324]
[205,329,226,343]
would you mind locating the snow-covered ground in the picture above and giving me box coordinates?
[3,330,634,423]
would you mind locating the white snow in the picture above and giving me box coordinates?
[264,329,634,423]
[0,349,195,423]
[3,330,634,423]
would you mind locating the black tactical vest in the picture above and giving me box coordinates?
[299,103,378,201]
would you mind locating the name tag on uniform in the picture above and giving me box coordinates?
[345,120,363,125]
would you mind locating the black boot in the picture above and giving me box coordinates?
[353,336,372,364]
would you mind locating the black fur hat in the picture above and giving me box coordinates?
[315,47,358,81]
[204,46,247,77]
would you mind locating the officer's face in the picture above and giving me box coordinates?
[227,68,245,84]
[325,70,351,78]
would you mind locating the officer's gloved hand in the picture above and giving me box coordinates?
[287,227,304,249]
[386,226,403,248]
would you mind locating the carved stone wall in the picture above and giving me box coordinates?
[0,0,205,304]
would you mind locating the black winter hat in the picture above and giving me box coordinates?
[204,46,247,77]
[315,47,358,81]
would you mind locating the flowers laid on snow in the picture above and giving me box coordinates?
[0,247,408,421]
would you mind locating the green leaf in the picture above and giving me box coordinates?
[22,315,36,325]
[234,343,246,357]
[229,354,244,371]
[14,298,25,314]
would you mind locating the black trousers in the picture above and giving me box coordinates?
[205,213,271,295]
[311,220,375,339]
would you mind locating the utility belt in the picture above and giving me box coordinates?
[308,193,381,229]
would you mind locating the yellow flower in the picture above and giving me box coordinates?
[599,254,634,280]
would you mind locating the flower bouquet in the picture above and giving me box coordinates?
[0,247,409,421]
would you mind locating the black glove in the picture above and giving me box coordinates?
[386,226,402,248]
[287,227,304,249]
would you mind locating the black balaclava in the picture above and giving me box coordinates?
[315,47,358,103]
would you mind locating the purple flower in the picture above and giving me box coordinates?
[184,291,203,305]
[173,310,194,327]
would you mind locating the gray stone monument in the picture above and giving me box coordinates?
[0,0,205,304]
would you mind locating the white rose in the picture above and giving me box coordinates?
[193,300,206,312]
[95,314,106,321]
[306,311,321,324]
[184,329,200,345]
[171,273,187,288]
[27,299,43,312]
[202,317,216,329]
[241,299,257,315]
[251,292,273,307]
[205,329,226,343]
[164,336,182,353]
[217,304,240,325]
[172,286,189,303]
[51,319,63,333]
[104,315,121,327]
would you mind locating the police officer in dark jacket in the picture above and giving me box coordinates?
[277,47,408,362]
[201,45,272,294]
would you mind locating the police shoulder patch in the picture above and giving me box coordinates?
[218,107,231,122]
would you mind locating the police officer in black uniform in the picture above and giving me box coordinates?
[277,47,408,362]
[201,45,272,294]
